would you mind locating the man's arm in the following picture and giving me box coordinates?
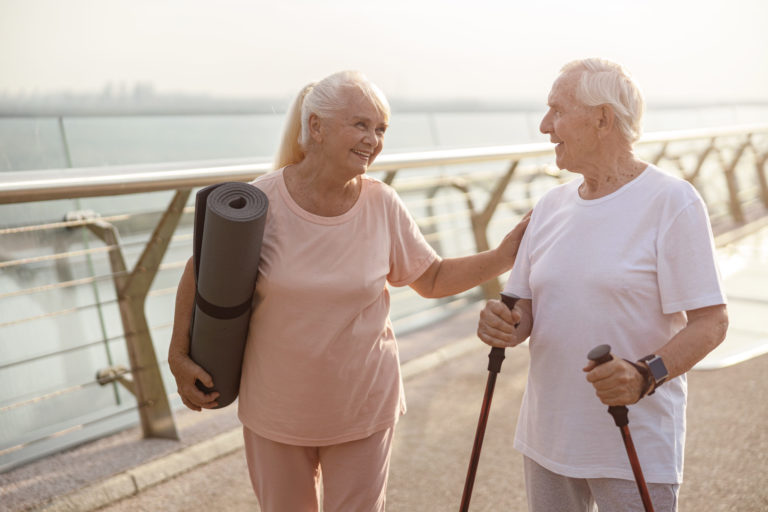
[585,304,728,405]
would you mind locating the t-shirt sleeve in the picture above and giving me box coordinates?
[386,191,438,287]
[657,197,727,314]
[504,210,535,299]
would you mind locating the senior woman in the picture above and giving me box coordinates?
[168,70,530,511]
[477,58,728,512]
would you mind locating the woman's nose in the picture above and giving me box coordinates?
[362,127,376,143]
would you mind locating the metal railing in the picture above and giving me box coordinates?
[1,123,767,472]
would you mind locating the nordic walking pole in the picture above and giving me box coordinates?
[460,292,520,512]
[587,344,655,512]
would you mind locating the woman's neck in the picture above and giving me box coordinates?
[283,159,362,216]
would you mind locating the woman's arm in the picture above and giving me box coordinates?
[409,211,531,298]
[168,257,220,410]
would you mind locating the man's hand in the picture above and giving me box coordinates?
[584,357,646,406]
[477,299,528,349]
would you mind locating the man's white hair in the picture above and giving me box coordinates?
[561,58,645,143]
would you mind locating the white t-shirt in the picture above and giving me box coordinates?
[506,165,726,484]
[237,169,437,446]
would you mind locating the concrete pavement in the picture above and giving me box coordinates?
[31,338,768,512]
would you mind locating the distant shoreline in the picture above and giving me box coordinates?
[2,96,768,117]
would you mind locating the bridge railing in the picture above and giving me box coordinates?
[1,123,766,471]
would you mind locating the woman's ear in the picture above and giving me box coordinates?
[308,113,323,143]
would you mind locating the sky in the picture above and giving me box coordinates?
[1,0,767,104]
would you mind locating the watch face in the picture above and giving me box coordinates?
[647,356,668,381]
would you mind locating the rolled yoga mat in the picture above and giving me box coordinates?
[189,181,268,408]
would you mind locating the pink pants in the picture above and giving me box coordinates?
[243,426,395,512]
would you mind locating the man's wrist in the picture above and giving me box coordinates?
[624,359,653,400]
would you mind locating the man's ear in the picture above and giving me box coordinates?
[597,104,616,136]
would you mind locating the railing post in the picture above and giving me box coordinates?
[86,189,191,440]
[720,138,751,225]
[383,170,398,185]
[452,161,520,300]
[752,135,768,208]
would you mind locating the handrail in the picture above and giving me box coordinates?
[1,122,767,472]
[3,123,766,205]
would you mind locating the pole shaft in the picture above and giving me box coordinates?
[459,372,498,512]
[619,426,655,512]
[588,345,654,512]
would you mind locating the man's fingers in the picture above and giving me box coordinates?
[477,299,525,348]
[480,301,517,332]
[477,327,514,348]
[586,358,642,405]
[477,319,520,348]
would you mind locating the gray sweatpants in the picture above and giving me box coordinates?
[524,456,679,512]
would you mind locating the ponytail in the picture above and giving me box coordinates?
[274,83,314,169]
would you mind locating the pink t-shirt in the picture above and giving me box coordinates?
[237,168,438,446]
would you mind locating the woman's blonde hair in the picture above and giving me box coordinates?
[561,58,645,143]
[274,70,390,168]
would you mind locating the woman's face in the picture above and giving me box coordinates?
[315,87,388,178]
[539,71,600,173]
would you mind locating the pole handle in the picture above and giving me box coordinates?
[587,343,613,365]
[500,291,520,311]
[587,344,629,427]
[488,293,520,373]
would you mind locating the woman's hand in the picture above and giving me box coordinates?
[168,351,220,411]
[497,209,532,265]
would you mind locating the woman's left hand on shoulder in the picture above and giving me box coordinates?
[499,209,532,261]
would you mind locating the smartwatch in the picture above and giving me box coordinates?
[639,354,669,395]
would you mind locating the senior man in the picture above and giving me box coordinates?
[477,58,728,511]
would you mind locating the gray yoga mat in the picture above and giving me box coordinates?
[189,181,268,408]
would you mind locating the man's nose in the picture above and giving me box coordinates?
[539,111,552,134]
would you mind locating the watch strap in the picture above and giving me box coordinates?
[623,359,653,399]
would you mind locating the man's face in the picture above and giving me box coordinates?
[539,71,600,172]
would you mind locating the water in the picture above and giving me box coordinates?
[2,104,767,172]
